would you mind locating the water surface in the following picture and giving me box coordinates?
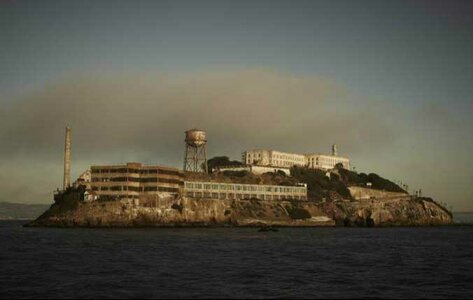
[1,221,473,299]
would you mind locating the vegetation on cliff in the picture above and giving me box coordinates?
[207,156,243,173]
[203,156,406,202]
[290,166,352,201]
[289,165,407,201]
[185,168,298,186]
[336,166,406,193]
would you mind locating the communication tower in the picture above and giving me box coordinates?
[183,129,208,173]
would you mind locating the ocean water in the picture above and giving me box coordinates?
[1,220,473,299]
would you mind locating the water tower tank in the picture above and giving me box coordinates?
[185,129,207,147]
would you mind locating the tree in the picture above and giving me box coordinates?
[206,156,243,173]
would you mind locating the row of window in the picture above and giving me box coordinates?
[186,191,306,200]
[91,177,183,184]
[184,182,306,194]
[92,186,179,192]
[245,152,305,163]
[91,168,183,177]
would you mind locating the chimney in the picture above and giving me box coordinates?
[332,144,338,156]
[63,126,71,190]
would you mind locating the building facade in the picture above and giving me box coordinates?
[242,150,306,168]
[243,146,350,171]
[89,162,184,201]
[184,181,307,201]
[306,154,350,170]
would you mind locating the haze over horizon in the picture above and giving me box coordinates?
[1,0,472,211]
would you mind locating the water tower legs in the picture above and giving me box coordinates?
[184,143,208,173]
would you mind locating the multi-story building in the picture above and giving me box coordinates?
[86,162,307,202]
[242,150,306,168]
[305,154,350,170]
[184,181,307,201]
[242,145,350,171]
[306,153,350,170]
[89,162,184,201]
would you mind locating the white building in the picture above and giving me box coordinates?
[242,149,306,168]
[305,154,350,170]
[243,145,350,171]
[184,181,307,201]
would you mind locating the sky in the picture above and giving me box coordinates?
[0,0,472,211]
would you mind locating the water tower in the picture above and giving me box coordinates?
[183,129,208,173]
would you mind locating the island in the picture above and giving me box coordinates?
[26,128,453,228]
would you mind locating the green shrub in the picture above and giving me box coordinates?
[338,168,406,193]
[207,156,243,173]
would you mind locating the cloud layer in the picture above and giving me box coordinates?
[1,68,470,210]
[0,69,396,160]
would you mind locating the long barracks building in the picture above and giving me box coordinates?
[184,181,307,201]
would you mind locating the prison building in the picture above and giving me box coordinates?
[89,162,184,201]
[242,150,306,168]
[243,146,351,171]
[184,181,307,201]
[306,154,350,170]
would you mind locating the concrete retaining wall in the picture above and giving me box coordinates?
[348,186,408,200]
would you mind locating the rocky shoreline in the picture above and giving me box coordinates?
[27,193,453,228]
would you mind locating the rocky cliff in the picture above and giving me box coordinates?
[27,196,335,227]
[319,196,452,226]
[27,192,452,228]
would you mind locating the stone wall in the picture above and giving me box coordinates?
[348,186,408,200]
